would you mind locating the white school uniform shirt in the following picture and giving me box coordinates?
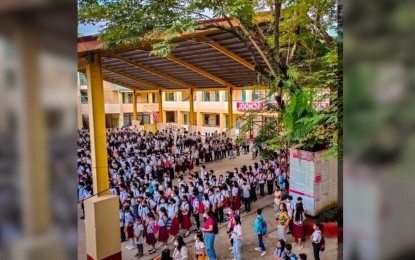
[231,224,243,240]
[134,222,144,244]
[202,199,211,210]
[192,198,200,214]
[286,200,295,218]
[119,191,129,204]
[168,204,179,219]
[231,187,239,196]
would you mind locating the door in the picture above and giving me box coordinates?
[184,114,188,125]
[242,90,246,101]
[225,115,229,128]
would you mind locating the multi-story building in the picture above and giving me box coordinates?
[78,72,277,137]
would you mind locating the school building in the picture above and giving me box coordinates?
[78,72,278,137]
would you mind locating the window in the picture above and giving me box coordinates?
[183,114,188,125]
[80,90,88,104]
[202,91,219,101]
[127,93,133,103]
[182,92,190,101]
[138,114,150,124]
[165,92,176,101]
[123,113,133,126]
[224,91,228,102]
[166,111,176,123]
[79,73,87,85]
[202,91,211,101]
[203,114,220,126]
[252,90,262,101]
[265,90,274,102]
[152,93,158,103]
[122,93,125,104]
[242,90,246,101]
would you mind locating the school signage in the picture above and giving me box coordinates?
[236,101,267,111]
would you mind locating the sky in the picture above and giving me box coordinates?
[78,22,338,37]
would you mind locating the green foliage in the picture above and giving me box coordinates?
[318,206,342,225]
[78,0,340,156]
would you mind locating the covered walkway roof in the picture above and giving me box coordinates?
[77,19,269,92]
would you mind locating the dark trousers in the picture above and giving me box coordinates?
[250,184,257,202]
[258,233,265,251]
[136,244,143,255]
[222,150,227,158]
[243,197,251,212]
[259,183,265,197]
[267,180,273,195]
[120,226,126,242]
[81,201,85,217]
[213,209,219,222]
[195,158,200,166]
[194,213,201,229]
[169,168,174,180]
[218,206,224,223]
[228,226,234,246]
[312,242,321,260]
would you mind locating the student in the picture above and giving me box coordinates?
[266,169,274,195]
[168,198,180,241]
[154,248,174,260]
[157,207,169,246]
[229,215,242,260]
[285,196,295,235]
[124,206,135,250]
[201,210,217,260]
[241,180,251,213]
[284,244,299,260]
[180,195,192,237]
[292,197,306,249]
[254,208,267,257]
[134,216,145,258]
[172,235,189,260]
[192,192,203,232]
[273,188,281,213]
[119,205,126,242]
[273,239,287,260]
[276,203,290,242]
[310,222,323,260]
[227,207,236,251]
[298,253,307,260]
[194,232,207,260]
[145,213,157,254]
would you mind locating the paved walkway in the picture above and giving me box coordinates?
[78,152,338,259]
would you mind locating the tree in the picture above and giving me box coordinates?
[79,0,340,156]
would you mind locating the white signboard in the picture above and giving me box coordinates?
[289,149,337,216]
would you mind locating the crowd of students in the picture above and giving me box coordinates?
[77,128,325,260]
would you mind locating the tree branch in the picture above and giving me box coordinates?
[273,0,281,60]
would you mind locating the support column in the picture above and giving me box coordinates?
[228,87,234,128]
[219,113,225,132]
[118,92,124,128]
[197,111,203,132]
[132,90,137,121]
[157,89,164,123]
[85,53,121,260]
[78,77,83,129]
[189,88,194,125]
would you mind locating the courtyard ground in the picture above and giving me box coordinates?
[78,152,338,259]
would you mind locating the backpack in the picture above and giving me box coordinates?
[320,236,326,251]
[258,217,267,234]
[213,219,219,234]
[197,199,205,214]
[152,220,159,234]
